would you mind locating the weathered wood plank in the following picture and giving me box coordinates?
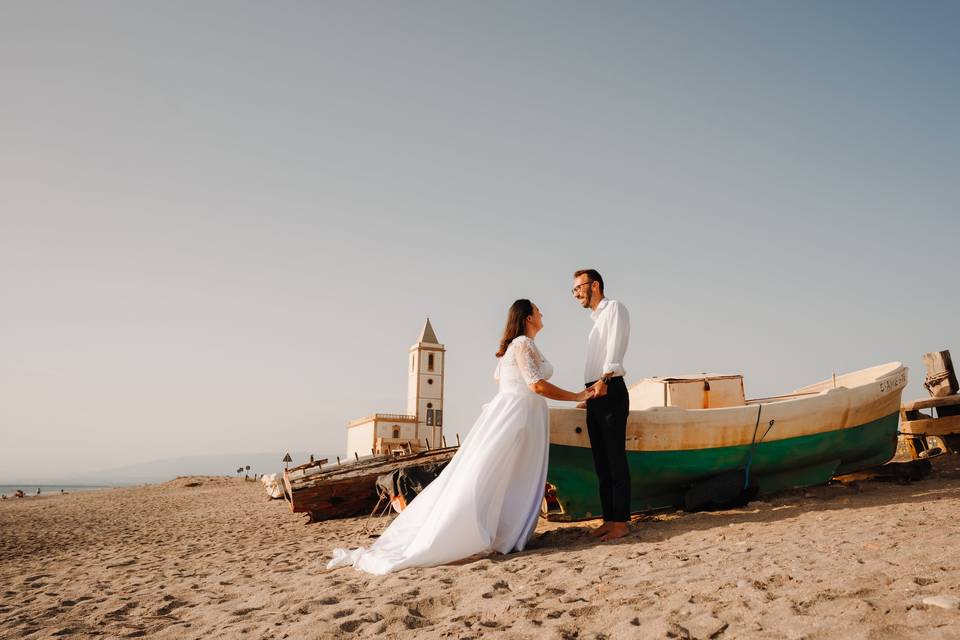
[899,414,960,436]
[902,394,960,412]
[922,350,958,398]
[288,448,457,486]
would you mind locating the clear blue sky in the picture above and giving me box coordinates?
[2,2,958,480]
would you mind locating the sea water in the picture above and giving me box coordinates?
[0,484,112,496]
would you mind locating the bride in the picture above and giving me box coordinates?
[327,299,601,574]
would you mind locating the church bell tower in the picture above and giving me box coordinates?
[407,318,445,448]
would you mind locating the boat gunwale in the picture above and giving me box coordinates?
[549,362,908,452]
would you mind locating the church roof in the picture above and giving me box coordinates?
[417,318,440,345]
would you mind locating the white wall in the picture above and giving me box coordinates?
[407,349,421,415]
[419,374,442,399]
[376,421,417,440]
[346,421,374,459]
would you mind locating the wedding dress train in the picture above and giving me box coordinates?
[327,336,552,574]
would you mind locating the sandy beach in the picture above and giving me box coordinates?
[3,459,960,640]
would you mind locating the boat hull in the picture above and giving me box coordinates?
[545,363,907,521]
[283,448,458,521]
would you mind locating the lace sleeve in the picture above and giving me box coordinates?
[514,338,544,385]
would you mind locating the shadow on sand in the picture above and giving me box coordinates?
[509,454,960,560]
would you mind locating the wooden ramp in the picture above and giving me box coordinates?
[900,393,960,454]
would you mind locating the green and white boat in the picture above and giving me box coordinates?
[544,362,908,521]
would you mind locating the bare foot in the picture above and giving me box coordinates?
[588,522,613,538]
[600,522,630,542]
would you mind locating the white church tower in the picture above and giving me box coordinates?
[346,318,447,459]
[407,318,445,448]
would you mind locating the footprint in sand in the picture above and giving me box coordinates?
[481,580,512,599]
[338,612,383,633]
[105,559,137,569]
[157,599,187,616]
[105,602,137,619]
[401,612,431,630]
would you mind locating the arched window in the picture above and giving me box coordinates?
[392,426,400,439]
[428,353,435,371]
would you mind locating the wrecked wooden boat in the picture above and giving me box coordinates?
[283,447,458,522]
[544,362,908,521]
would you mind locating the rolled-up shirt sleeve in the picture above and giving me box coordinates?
[603,301,630,377]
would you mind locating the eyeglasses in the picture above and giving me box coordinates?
[571,281,594,295]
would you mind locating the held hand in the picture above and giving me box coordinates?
[575,384,600,405]
[591,380,608,398]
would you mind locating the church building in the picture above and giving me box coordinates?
[346,319,446,459]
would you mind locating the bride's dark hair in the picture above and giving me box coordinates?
[496,299,534,358]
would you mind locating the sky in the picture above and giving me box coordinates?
[2,2,958,481]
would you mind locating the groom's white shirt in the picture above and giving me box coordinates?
[584,298,630,384]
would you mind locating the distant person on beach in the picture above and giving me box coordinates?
[328,299,604,574]
[572,269,631,541]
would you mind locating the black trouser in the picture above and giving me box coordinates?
[585,376,630,522]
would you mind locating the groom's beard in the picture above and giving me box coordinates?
[581,289,593,308]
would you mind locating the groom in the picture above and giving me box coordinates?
[572,269,631,541]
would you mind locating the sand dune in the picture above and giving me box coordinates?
[3,459,960,639]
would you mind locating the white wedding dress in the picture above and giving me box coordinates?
[327,335,552,574]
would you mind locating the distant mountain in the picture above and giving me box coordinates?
[40,451,331,485]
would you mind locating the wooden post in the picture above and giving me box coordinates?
[922,350,959,398]
[456,433,460,446]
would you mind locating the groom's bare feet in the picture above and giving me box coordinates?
[589,521,613,537]
[600,522,630,542]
